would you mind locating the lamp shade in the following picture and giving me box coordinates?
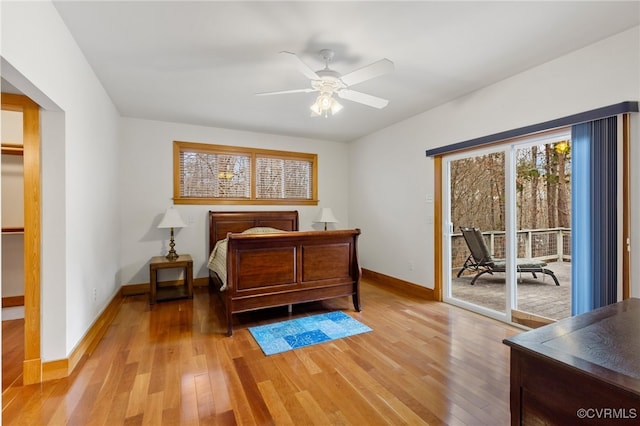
[310,93,343,117]
[157,207,187,229]
[314,208,338,224]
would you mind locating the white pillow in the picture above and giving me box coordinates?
[241,227,286,234]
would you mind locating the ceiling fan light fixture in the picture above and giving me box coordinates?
[310,92,342,117]
[310,101,322,116]
[320,93,332,109]
[330,99,343,115]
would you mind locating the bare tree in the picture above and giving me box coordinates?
[530,146,540,229]
[450,143,570,233]
[556,143,571,228]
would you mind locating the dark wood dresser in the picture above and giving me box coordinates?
[503,298,640,425]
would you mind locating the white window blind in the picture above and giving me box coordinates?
[256,157,312,199]
[180,151,250,198]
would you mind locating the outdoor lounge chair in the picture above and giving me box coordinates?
[457,227,560,286]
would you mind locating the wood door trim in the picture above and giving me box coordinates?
[433,156,443,302]
[622,114,630,300]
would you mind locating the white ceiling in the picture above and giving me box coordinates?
[48,1,640,143]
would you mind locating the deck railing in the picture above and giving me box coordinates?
[451,227,571,268]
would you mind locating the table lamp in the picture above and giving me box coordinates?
[158,207,187,260]
[314,207,338,231]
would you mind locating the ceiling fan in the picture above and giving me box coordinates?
[256,49,394,117]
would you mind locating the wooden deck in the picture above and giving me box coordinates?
[452,261,571,320]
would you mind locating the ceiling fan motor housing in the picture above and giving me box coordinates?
[312,72,343,94]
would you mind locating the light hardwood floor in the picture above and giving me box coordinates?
[2,279,521,425]
[2,319,24,391]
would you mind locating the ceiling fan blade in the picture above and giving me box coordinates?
[337,89,389,109]
[280,51,320,80]
[340,58,394,87]
[256,88,316,96]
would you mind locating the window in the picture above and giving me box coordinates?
[173,141,318,205]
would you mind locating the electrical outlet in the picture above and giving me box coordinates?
[408,262,414,271]
[93,288,97,301]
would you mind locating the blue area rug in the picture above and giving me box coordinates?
[249,311,372,355]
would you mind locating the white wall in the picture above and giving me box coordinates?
[119,118,349,285]
[1,233,23,299]
[0,155,23,228]
[1,110,22,142]
[1,1,121,360]
[349,26,640,295]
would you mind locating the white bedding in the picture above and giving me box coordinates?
[207,227,285,291]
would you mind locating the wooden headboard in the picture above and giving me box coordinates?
[208,210,299,253]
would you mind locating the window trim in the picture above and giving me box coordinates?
[173,141,318,205]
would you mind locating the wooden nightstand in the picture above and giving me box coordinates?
[149,254,193,304]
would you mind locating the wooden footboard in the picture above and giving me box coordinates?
[224,229,361,335]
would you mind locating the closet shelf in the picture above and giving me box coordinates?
[1,143,24,155]
[1,227,24,234]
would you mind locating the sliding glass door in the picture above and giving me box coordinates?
[513,137,571,323]
[443,147,510,319]
[445,148,508,319]
[443,130,572,325]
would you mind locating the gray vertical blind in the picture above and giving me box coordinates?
[571,117,619,314]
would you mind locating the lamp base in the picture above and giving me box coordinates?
[165,228,179,261]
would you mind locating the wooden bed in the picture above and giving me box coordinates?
[208,211,362,335]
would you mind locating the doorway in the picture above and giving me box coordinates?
[443,129,572,326]
[1,94,42,386]
[2,113,25,390]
